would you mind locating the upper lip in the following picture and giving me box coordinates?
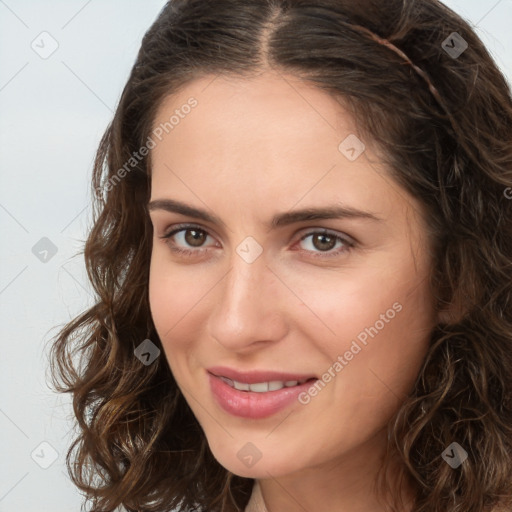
[207,366,317,384]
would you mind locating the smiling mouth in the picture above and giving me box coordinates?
[207,370,319,418]
[218,376,317,393]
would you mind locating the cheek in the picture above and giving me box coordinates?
[286,258,432,345]
[149,254,174,334]
[148,250,202,330]
[330,276,435,400]
[295,258,435,398]
[289,273,434,452]
[148,252,215,370]
[148,254,189,359]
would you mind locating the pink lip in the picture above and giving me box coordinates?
[207,366,318,419]
[207,366,316,384]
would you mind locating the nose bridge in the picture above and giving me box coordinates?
[225,233,268,299]
[222,246,271,324]
[208,241,288,348]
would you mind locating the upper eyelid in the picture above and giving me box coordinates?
[161,223,355,246]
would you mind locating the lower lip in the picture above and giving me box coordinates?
[208,373,317,419]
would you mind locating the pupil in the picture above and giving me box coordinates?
[314,234,335,251]
[186,229,206,247]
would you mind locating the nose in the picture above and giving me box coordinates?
[207,249,289,353]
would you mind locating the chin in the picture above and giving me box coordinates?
[219,457,290,479]
[206,437,300,479]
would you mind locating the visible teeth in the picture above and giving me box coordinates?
[249,382,269,392]
[220,376,234,387]
[220,377,309,392]
[268,380,284,391]
[233,381,250,391]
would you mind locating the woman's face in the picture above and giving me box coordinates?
[148,71,439,480]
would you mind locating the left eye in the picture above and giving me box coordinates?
[160,224,354,258]
[297,230,353,258]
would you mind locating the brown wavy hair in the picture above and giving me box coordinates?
[47,0,512,511]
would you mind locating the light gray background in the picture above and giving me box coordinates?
[0,1,510,511]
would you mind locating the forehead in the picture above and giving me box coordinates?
[148,72,425,237]
[151,72,367,182]
[151,72,365,162]
[153,71,353,130]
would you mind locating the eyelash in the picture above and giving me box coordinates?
[159,223,355,259]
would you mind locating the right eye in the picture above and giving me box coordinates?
[160,224,218,257]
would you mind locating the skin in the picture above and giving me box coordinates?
[148,71,442,512]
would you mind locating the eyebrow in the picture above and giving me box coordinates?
[147,199,383,229]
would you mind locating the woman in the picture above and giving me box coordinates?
[49,0,512,511]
